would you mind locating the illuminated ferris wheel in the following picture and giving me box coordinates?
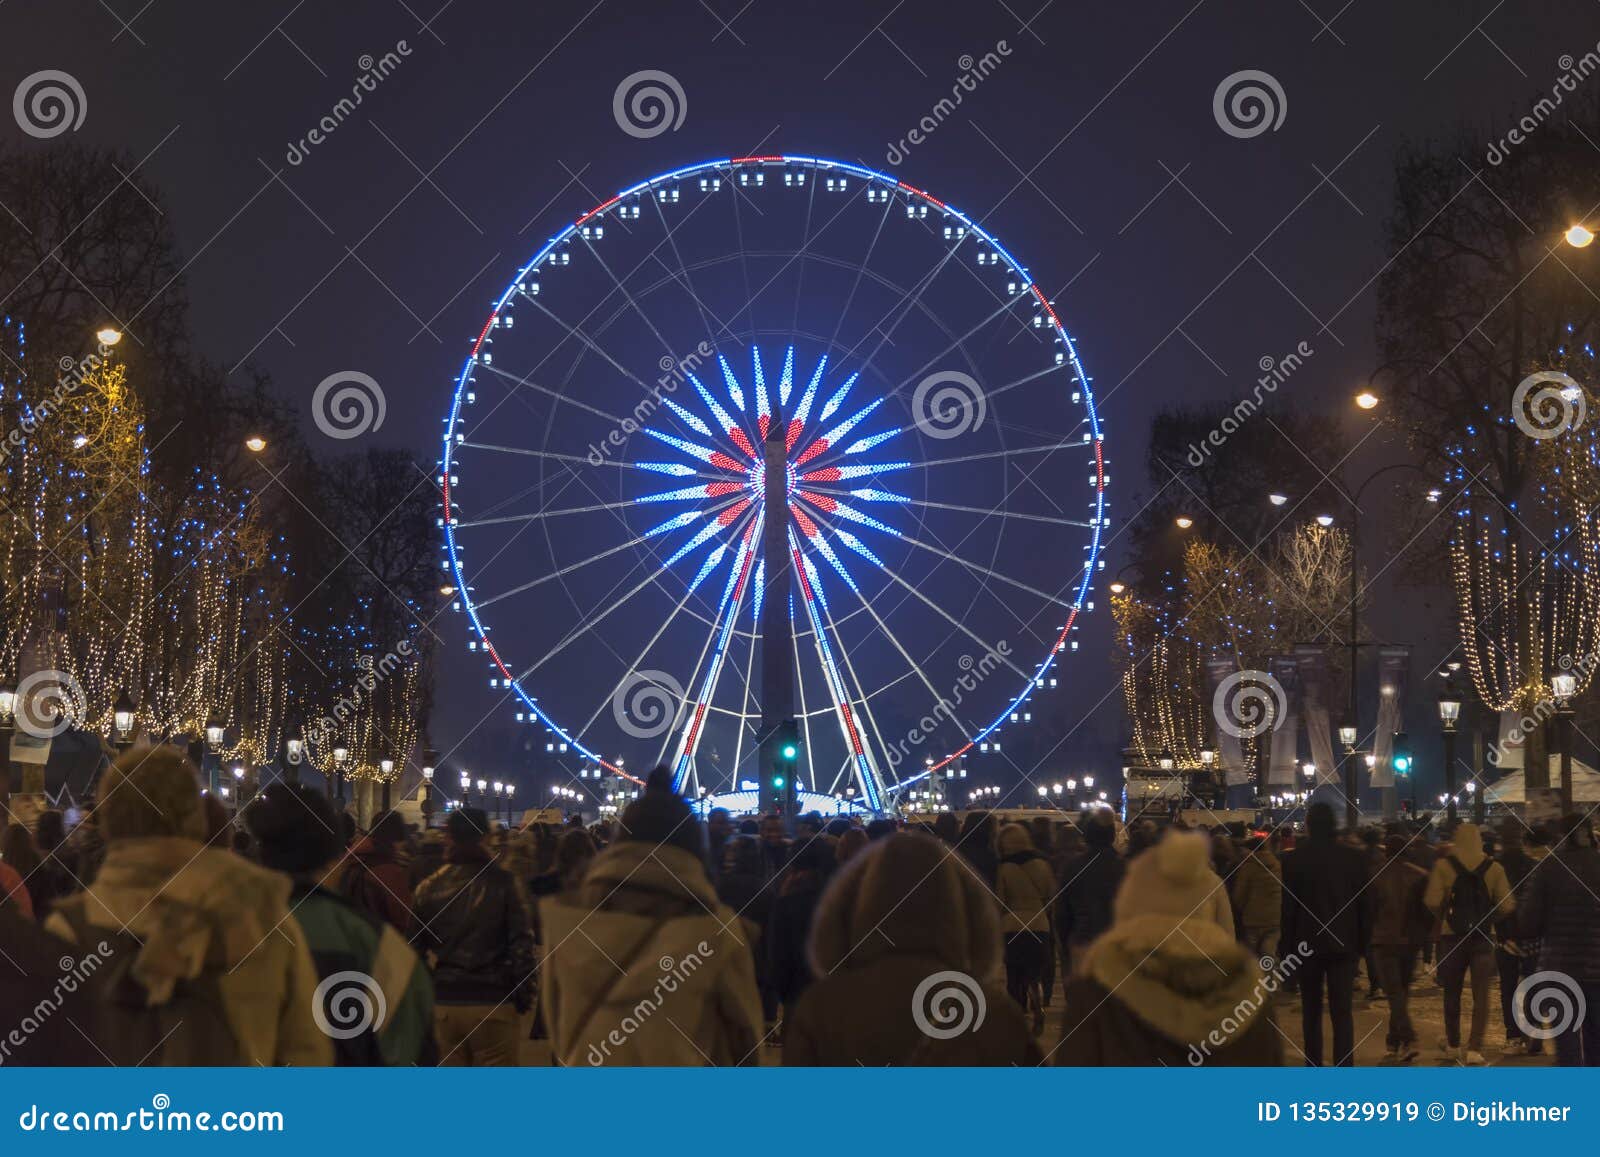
[440,155,1106,813]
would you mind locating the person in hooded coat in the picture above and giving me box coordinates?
[783,831,1040,1065]
[46,745,330,1066]
[1056,829,1281,1066]
[1423,820,1512,1064]
[1280,802,1371,1066]
[539,770,763,1066]
[995,822,1054,1031]
[1056,809,1125,975]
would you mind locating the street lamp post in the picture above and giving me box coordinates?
[0,683,13,807]
[204,713,226,796]
[1329,462,1434,827]
[421,748,437,829]
[332,745,349,805]
[113,691,136,750]
[1551,672,1577,815]
[379,758,395,811]
[1439,681,1462,826]
[284,714,304,784]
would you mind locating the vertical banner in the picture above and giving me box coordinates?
[1267,656,1300,786]
[1369,647,1410,788]
[1295,646,1338,787]
[1494,708,1526,770]
[1205,658,1251,785]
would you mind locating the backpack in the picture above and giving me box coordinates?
[1443,856,1494,942]
[58,906,238,1065]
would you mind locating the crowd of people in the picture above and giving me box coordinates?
[3,745,1599,1067]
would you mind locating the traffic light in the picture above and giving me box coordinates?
[1391,733,1412,776]
[774,719,800,813]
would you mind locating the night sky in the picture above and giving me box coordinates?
[5,0,1595,795]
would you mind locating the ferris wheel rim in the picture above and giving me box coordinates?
[440,153,1109,795]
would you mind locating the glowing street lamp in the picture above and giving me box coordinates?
[1315,514,1335,527]
[1566,224,1595,249]
[1174,515,1194,530]
[1354,390,1379,410]
[113,690,136,748]
[96,327,123,347]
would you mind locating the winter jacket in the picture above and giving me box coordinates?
[1422,825,1512,939]
[411,845,534,1008]
[785,833,1039,1066]
[23,853,76,922]
[1230,851,1281,932]
[1520,843,1600,981]
[0,907,107,1064]
[766,870,825,1010]
[1370,857,1429,948]
[1057,914,1284,1066]
[288,881,436,1065]
[1280,835,1371,959]
[45,836,330,1066]
[540,841,764,1066]
[1056,848,1125,948]
[996,850,1055,933]
[339,837,414,935]
[0,860,33,919]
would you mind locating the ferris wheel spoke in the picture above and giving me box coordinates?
[455,496,644,529]
[646,195,746,352]
[804,485,1093,531]
[843,227,974,375]
[872,289,1028,402]
[795,523,977,776]
[475,493,744,611]
[670,521,761,791]
[470,358,634,426]
[788,528,888,811]
[825,195,895,354]
[814,591,901,794]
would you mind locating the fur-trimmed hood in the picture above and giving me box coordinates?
[1083,914,1271,1046]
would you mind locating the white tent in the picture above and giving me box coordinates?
[1483,758,1600,805]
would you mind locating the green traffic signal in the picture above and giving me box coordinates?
[772,775,785,789]
[780,743,798,760]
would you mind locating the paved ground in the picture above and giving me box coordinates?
[516,966,1559,1067]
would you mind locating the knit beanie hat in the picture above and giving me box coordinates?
[1113,830,1226,924]
[96,744,206,842]
[618,769,703,859]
